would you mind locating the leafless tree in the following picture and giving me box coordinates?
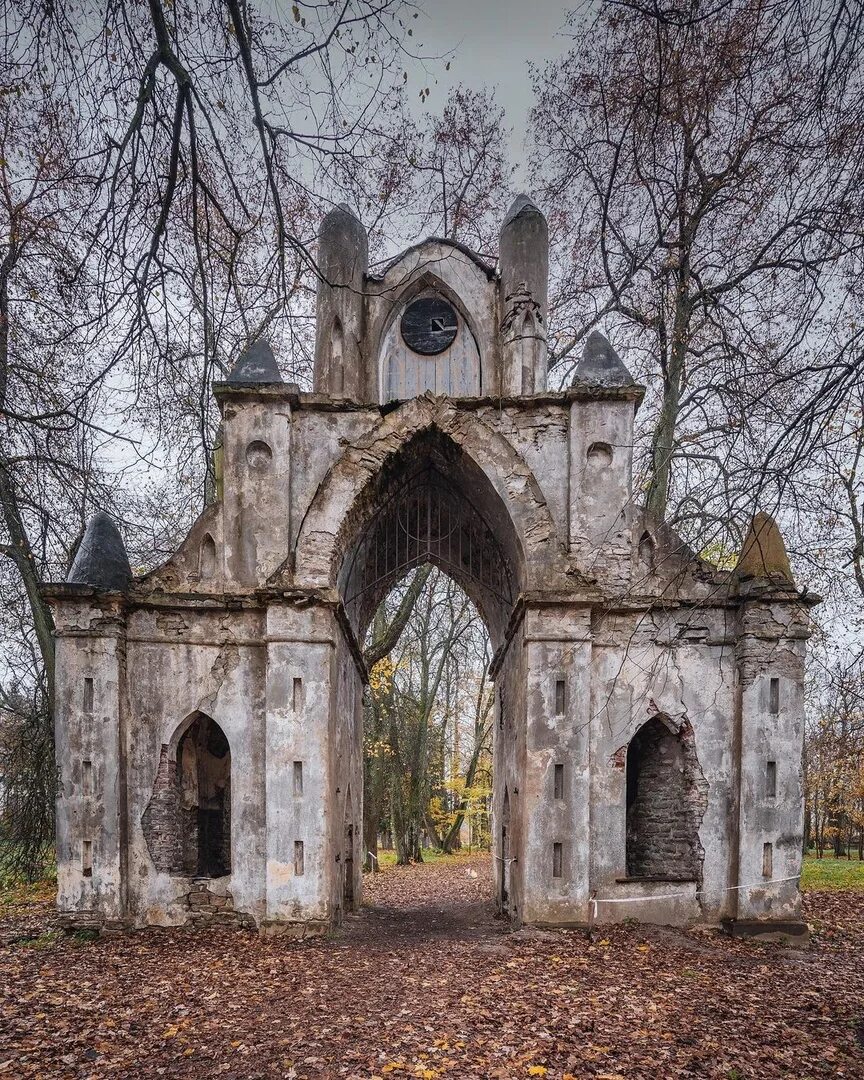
[531,0,864,541]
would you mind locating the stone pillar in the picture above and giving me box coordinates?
[314,204,368,400]
[52,593,127,930]
[499,196,548,396]
[219,394,292,587]
[568,396,635,590]
[733,586,810,930]
[519,604,592,925]
[263,603,336,934]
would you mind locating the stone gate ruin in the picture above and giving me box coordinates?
[45,197,815,938]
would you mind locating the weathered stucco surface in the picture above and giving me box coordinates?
[45,199,815,938]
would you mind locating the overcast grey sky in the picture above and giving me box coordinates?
[407,0,575,178]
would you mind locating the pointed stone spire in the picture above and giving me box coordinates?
[314,203,368,399]
[499,194,549,394]
[227,338,283,384]
[736,511,795,584]
[67,512,132,591]
[571,331,635,387]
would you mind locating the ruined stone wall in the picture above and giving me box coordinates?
[589,607,737,925]
[123,606,267,928]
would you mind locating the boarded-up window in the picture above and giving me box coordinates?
[381,291,480,403]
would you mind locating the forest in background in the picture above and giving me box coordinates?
[2,0,864,875]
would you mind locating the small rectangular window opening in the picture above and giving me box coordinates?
[82,840,93,878]
[83,677,94,714]
[294,840,305,876]
[769,677,780,715]
[293,761,304,796]
[552,842,563,879]
[766,760,777,798]
[292,677,303,712]
[762,841,773,879]
[553,763,564,800]
[555,679,566,716]
[82,760,93,796]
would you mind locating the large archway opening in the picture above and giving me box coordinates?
[336,428,522,916]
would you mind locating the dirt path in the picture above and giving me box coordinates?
[344,853,503,948]
[1,855,863,1079]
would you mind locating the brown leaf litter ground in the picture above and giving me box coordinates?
[1,854,862,1079]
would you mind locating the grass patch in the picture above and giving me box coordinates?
[801,854,864,890]
[0,876,55,917]
[371,848,486,869]
[20,929,63,950]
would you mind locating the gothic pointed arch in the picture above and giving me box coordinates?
[142,711,232,878]
[377,272,483,403]
[289,396,563,642]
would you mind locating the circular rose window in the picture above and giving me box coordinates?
[400,297,458,355]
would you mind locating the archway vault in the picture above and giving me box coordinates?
[341,463,515,647]
[290,395,562,627]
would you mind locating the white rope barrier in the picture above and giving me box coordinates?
[589,873,801,920]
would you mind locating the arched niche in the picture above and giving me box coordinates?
[199,533,217,580]
[625,716,706,881]
[330,317,345,395]
[519,309,543,395]
[336,428,523,650]
[176,714,232,877]
[638,531,656,572]
[377,279,481,404]
[142,713,232,878]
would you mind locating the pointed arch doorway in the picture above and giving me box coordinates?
[335,426,525,922]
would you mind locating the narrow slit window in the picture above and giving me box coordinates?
[82,760,93,796]
[769,678,780,715]
[555,679,566,716]
[766,760,777,798]
[552,842,563,879]
[82,840,93,878]
[762,841,773,879]
[293,761,304,796]
[83,678,94,715]
[292,678,303,712]
[553,763,564,800]
[294,840,305,876]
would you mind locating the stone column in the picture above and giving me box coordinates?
[733,585,810,930]
[519,604,592,925]
[219,393,292,588]
[52,591,128,930]
[263,602,336,934]
[568,395,635,591]
[314,205,368,400]
[499,196,548,396]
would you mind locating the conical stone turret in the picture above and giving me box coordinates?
[227,338,282,384]
[736,511,795,584]
[571,330,635,387]
[67,511,132,591]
